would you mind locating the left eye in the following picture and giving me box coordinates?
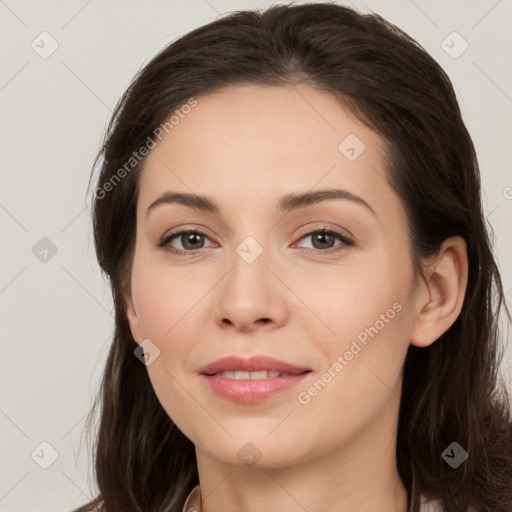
[296,228,354,251]
[159,227,354,254]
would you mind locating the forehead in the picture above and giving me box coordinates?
[137,83,396,221]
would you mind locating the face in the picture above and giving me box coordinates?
[126,83,421,468]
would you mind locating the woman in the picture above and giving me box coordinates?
[74,3,512,511]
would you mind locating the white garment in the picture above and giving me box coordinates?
[420,494,444,511]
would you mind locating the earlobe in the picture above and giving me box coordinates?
[125,296,143,343]
[410,236,468,348]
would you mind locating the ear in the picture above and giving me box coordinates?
[125,295,143,343]
[410,236,468,348]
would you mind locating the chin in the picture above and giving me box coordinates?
[195,431,308,469]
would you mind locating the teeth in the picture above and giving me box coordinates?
[215,370,284,379]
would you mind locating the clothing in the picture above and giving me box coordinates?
[182,485,200,512]
[420,494,444,511]
[181,485,448,511]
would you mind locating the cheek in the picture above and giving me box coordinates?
[130,254,210,342]
[299,258,412,399]
[130,258,207,430]
[297,258,409,342]
[291,273,410,448]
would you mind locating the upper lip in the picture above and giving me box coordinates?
[199,356,311,376]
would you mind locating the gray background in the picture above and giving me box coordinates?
[1,1,511,510]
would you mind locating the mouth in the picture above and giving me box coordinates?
[199,356,312,403]
[207,370,308,379]
[199,355,311,375]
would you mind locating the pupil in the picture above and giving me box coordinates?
[314,232,333,249]
[184,233,202,249]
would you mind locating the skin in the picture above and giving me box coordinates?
[125,83,468,512]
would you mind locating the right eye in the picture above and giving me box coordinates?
[159,228,216,255]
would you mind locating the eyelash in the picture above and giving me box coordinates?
[158,226,355,256]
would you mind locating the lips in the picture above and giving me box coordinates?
[198,356,312,403]
[199,356,311,376]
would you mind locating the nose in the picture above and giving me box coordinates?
[213,243,288,333]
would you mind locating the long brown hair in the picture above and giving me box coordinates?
[74,3,512,511]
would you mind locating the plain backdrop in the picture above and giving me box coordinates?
[0,1,511,510]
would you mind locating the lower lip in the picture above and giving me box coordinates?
[200,373,311,403]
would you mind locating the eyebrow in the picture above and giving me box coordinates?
[146,188,376,217]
